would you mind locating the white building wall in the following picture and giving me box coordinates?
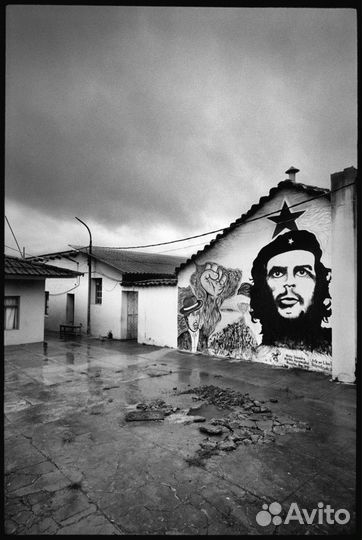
[44,256,87,331]
[90,260,123,338]
[178,185,332,373]
[138,286,178,347]
[5,279,45,345]
[331,167,357,383]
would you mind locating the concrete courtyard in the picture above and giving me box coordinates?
[4,332,357,535]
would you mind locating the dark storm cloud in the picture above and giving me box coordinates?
[6,6,356,242]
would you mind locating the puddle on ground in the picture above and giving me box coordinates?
[187,403,224,421]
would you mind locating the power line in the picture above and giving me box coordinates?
[157,240,213,254]
[5,244,37,258]
[5,216,23,257]
[5,244,21,254]
[101,229,222,250]
[100,183,352,250]
[156,219,292,253]
[49,279,81,296]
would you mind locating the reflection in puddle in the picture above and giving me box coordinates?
[66,352,75,365]
[188,402,224,421]
[43,341,49,362]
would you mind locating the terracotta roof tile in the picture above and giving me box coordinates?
[5,255,83,278]
[121,277,177,287]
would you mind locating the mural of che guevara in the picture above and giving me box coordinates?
[249,229,332,353]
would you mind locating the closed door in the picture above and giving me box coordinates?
[126,292,138,339]
[66,294,74,324]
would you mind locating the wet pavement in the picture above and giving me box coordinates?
[4,332,357,535]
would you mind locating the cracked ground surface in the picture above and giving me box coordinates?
[4,332,356,535]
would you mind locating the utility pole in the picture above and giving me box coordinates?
[75,217,92,336]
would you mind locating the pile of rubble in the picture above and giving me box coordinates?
[180,384,273,413]
[135,399,178,415]
[180,385,310,466]
[124,386,311,466]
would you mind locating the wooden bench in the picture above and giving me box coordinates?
[59,323,82,337]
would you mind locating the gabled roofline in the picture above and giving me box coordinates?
[69,246,185,275]
[27,246,184,276]
[27,246,125,275]
[175,179,330,274]
[70,245,126,275]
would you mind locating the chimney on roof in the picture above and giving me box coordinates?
[285,166,300,182]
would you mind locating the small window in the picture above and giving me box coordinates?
[92,278,102,304]
[4,296,20,330]
[45,291,49,316]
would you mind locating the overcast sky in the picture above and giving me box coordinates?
[5,6,357,258]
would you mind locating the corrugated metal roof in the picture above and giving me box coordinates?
[5,255,83,278]
[176,179,330,273]
[84,247,186,275]
[28,247,186,276]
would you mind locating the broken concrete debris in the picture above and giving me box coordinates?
[126,399,207,423]
[179,385,272,412]
[255,419,274,431]
[199,425,224,436]
[125,386,310,465]
[166,412,206,425]
[125,410,165,421]
[180,385,311,466]
[135,399,178,416]
[187,401,208,413]
[200,440,218,451]
[189,416,206,423]
[218,440,237,452]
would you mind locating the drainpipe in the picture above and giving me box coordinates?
[75,217,92,336]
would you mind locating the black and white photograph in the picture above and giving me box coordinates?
[4,3,358,536]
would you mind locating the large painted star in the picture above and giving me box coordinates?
[268,202,305,238]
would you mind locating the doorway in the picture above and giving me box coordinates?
[66,293,75,324]
[124,291,138,340]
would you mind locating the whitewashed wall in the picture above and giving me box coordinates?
[89,260,123,338]
[331,168,357,383]
[138,286,178,347]
[44,255,87,332]
[178,186,332,373]
[44,255,124,338]
[5,279,45,345]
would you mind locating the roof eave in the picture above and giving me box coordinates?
[5,272,82,279]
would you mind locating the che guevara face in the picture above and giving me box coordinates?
[266,250,316,319]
